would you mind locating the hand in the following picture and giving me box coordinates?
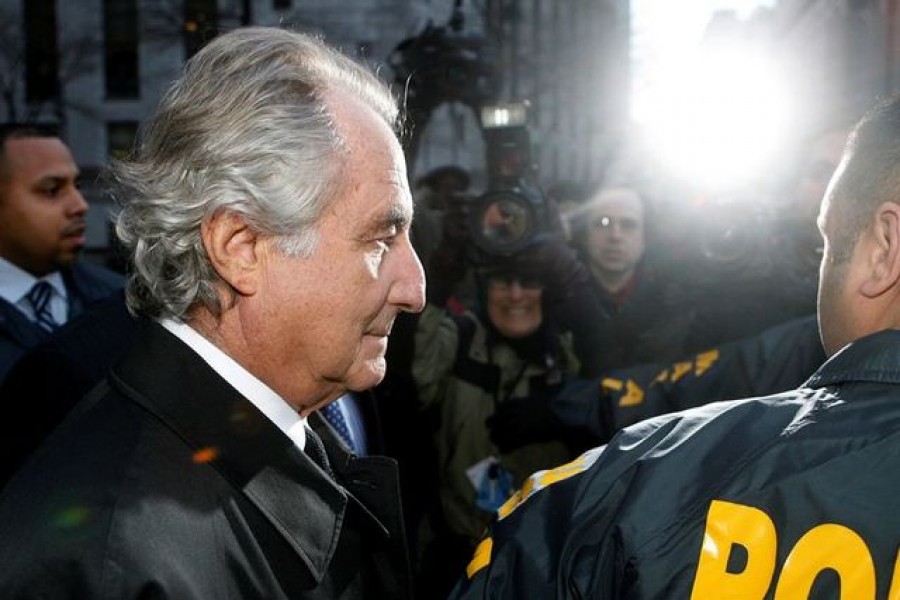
[525,237,590,303]
[486,394,569,454]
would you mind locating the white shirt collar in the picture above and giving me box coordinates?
[159,318,307,451]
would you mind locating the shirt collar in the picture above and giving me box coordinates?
[159,317,307,450]
[0,257,66,306]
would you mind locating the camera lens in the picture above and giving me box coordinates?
[471,191,538,256]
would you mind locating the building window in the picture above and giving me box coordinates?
[104,0,139,99]
[24,0,59,103]
[107,121,138,161]
[184,0,218,59]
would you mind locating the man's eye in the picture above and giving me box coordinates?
[378,235,397,250]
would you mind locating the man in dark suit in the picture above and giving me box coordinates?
[0,290,137,484]
[0,124,123,382]
[0,27,425,600]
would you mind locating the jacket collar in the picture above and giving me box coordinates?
[108,322,392,582]
[805,329,900,388]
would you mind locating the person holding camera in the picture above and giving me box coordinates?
[408,203,605,598]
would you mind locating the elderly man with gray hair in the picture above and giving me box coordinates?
[0,27,425,599]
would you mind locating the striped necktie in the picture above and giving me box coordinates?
[25,281,60,332]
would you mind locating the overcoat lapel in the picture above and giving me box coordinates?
[108,322,394,582]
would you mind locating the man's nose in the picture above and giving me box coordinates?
[67,188,89,216]
[608,223,626,238]
[393,235,426,313]
[508,280,525,299]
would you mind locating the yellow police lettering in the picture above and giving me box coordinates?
[887,548,900,600]
[601,377,623,392]
[773,523,875,600]
[618,379,645,407]
[692,500,892,599]
[694,349,719,376]
[651,368,670,385]
[671,361,693,383]
[691,499,776,599]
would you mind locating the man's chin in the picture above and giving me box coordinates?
[344,358,387,392]
[53,250,83,269]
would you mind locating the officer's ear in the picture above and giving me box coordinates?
[201,209,262,297]
[860,201,900,298]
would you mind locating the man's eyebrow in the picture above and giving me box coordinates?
[362,203,412,237]
[35,169,79,185]
[33,175,69,187]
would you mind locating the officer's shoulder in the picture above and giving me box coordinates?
[612,389,809,453]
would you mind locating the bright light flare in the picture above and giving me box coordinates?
[634,44,793,192]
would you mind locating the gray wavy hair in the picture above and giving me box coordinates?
[113,26,400,319]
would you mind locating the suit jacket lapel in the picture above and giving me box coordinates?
[0,298,49,348]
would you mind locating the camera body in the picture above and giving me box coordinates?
[468,102,555,261]
[389,8,556,266]
[388,20,497,111]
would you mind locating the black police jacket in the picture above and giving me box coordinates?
[553,313,825,443]
[450,328,900,599]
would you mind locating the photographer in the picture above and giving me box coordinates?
[409,206,606,597]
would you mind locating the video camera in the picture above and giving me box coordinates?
[467,101,556,260]
[387,3,497,111]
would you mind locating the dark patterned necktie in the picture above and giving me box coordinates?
[25,281,60,332]
[321,400,355,452]
[304,426,334,479]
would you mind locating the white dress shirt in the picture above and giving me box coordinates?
[159,318,308,451]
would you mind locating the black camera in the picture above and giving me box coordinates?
[468,101,553,259]
[388,11,497,111]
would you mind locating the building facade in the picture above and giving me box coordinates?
[1,0,895,258]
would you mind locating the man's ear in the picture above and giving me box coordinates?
[201,210,262,296]
[861,202,900,298]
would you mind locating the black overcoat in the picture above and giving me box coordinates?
[0,322,413,599]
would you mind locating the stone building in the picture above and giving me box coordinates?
[0,0,896,260]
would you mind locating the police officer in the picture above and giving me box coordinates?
[449,94,900,599]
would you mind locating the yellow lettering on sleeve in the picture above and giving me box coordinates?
[694,349,719,376]
[466,537,493,579]
[671,361,693,383]
[618,380,645,407]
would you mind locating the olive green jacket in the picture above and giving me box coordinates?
[412,303,581,541]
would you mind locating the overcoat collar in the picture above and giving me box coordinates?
[108,322,393,582]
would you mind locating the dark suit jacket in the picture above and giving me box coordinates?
[0,290,138,484]
[0,261,123,382]
[0,323,412,599]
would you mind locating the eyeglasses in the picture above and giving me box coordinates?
[590,215,642,232]
[487,274,544,291]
